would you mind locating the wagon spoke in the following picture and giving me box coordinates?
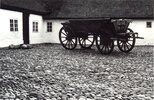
[125,43,130,50]
[82,40,85,45]
[104,46,107,53]
[127,42,132,47]
[121,42,124,49]
[87,39,92,43]
[61,36,66,38]
[62,32,67,36]
[67,42,70,48]
[124,43,126,51]
[80,38,83,42]
[62,39,67,43]
[69,41,71,48]
[106,46,108,53]
[71,41,74,48]
[119,41,122,45]
[69,41,72,49]
[84,41,86,47]
[108,45,111,51]
[67,41,69,48]
[65,41,68,47]
[72,40,75,45]
[69,42,72,49]
[101,45,105,51]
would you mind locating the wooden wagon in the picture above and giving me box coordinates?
[59,19,144,55]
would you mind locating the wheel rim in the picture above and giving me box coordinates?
[79,33,95,48]
[117,28,136,53]
[96,34,114,54]
[59,27,77,50]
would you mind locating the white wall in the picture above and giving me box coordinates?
[29,14,44,44]
[129,20,154,45]
[43,20,68,43]
[0,9,23,47]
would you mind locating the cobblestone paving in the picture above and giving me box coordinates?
[0,44,153,100]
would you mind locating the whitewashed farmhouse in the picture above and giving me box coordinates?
[0,0,153,48]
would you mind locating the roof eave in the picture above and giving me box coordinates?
[43,16,154,20]
[1,4,49,15]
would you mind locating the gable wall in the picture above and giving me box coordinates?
[43,20,68,43]
[0,9,23,47]
[29,14,44,44]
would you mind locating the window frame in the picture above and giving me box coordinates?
[33,21,39,32]
[47,22,52,32]
[146,21,152,28]
[10,19,18,32]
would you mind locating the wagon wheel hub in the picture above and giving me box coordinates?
[79,33,95,49]
[66,36,73,41]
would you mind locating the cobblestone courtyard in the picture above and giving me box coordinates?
[0,44,153,100]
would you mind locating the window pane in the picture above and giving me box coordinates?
[33,22,35,32]
[10,19,13,23]
[14,20,18,24]
[15,24,18,27]
[47,22,52,32]
[10,28,14,31]
[10,19,18,32]
[147,22,152,28]
[33,21,39,32]
[15,28,18,31]
[36,22,38,26]
[10,23,13,27]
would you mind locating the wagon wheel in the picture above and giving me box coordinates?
[79,33,95,49]
[96,34,114,55]
[117,28,136,53]
[59,27,77,50]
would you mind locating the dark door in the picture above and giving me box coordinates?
[23,13,30,44]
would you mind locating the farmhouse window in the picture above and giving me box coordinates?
[33,21,38,32]
[146,22,152,28]
[10,19,18,32]
[47,22,52,32]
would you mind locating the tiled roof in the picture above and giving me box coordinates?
[43,0,154,19]
[1,0,48,14]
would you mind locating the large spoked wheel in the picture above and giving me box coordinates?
[96,34,114,55]
[79,33,95,49]
[117,28,136,53]
[59,27,77,50]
